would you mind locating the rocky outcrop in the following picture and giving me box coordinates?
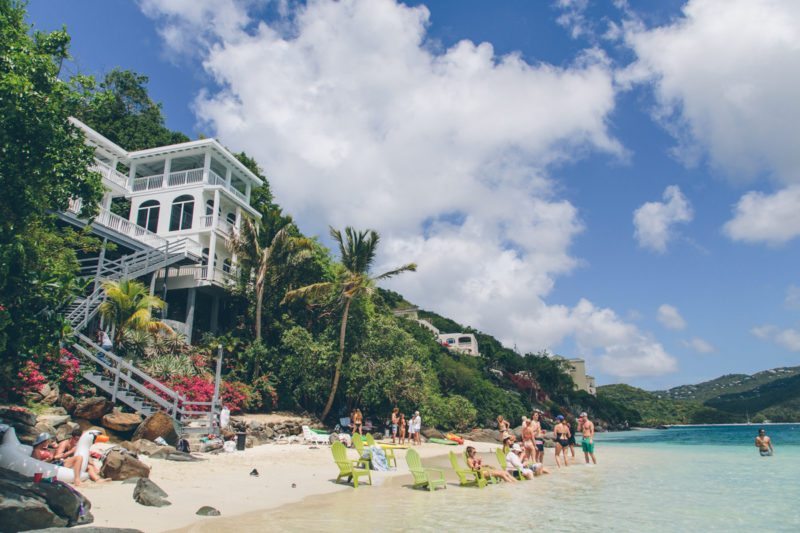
[73,397,113,422]
[131,412,178,446]
[133,478,170,507]
[463,428,502,443]
[119,439,169,456]
[102,411,143,433]
[59,393,77,415]
[421,427,445,439]
[100,450,151,481]
[1,405,39,444]
[196,506,221,516]
[0,467,93,531]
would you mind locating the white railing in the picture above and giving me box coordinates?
[67,198,83,214]
[94,208,168,248]
[158,264,236,285]
[217,218,234,235]
[200,215,214,228]
[91,159,128,189]
[131,167,249,203]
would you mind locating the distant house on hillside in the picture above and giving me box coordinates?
[392,306,480,356]
[566,358,596,395]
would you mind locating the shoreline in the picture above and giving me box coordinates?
[81,438,611,532]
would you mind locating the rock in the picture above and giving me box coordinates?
[73,397,113,422]
[41,406,68,416]
[59,393,77,414]
[0,467,92,531]
[148,448,202,462]
[41,383,60,405]
[133,478,170,507]
[0,404,37,427]
[56,422,81,443]
[33,421,57,439]
[102,411,143,433]
[121,477,141,485]
[463,428,502,443]
[196,506,221,516]
[37,414,71,428]
[100,450,151,480]
[421,427,444,439]
[119,439,173,456]
[131,412,178,446]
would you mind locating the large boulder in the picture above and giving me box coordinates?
[0,405,37,427]
[420,427,444,439]
[0,467,93,531]
[41,383,60,406]
[133,478,170,507]
[102,411,143,433]
[118,439,169,456]
[463,428,502,443]
[37,414,70,429]
[59,393,77,414]
[131,412,178,446]
[100,450,151,481]
[73,397,113,422]
[55,421,81,443]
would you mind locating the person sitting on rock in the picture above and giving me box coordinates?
[55,428,106,482]
[32,432,83,486]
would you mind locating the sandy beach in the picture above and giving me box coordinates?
[79,438,609,532]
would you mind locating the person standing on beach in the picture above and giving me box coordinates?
[398,413,407,444]
[497,415,510,439]
[352,409,363,435]
[553,415,570,467]
[390,407,399,444]
[521,417,535,462]
[531,411,546,464]
[755,428,774,456]
[579,412,596,464]
[413,411,422,445]
[567,416,577,458]
[407,413,416,445]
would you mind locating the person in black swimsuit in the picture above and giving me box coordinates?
[553,415,570,467]
[567,416,577,458]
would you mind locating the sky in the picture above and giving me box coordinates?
[26,0,800,389]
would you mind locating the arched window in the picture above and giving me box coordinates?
[222,258,232,273]
[170,195,194,231]
[226,212,236,225]
[205,199,221,216]
[136,200,160,233]
[200,248,217,267]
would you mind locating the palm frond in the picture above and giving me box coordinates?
[373,263,417,280]
[282,281,334,304]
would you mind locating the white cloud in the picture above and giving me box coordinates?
[752,324,800,352]
[683,337,715,354]
[555,0,592,40]
[633,186,693,252]
[657,304,686,330]
[140,0,676,378]
[786,285,800,310]
[723,186,800,245]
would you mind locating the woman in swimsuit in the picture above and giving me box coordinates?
[553,415,570,467]
[398,413,406,444]
[521,417,536,462]
[497,415,510,439]
[531,411,546,464]
[353,409,363,435]
[466,446,515,482]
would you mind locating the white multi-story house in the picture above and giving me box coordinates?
[62,118,263,343]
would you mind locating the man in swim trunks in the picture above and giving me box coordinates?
[579,412,596,464]
[55,428,106,481]
[531,411,545,464]
[390,407,399,444]
[755,428,773,456]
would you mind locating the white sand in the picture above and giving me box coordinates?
[78,439,606,532]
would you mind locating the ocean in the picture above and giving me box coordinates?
[190,424,800,532]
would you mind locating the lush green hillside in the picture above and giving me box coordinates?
[655,367,800,403]
[597,384,735,426]
[705,373,800,421]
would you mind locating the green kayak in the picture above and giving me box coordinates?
[429,437,458,446]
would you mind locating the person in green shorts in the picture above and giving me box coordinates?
[579,412,596,464]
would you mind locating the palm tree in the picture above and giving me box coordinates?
[284,227,416,420]
[98,279,171,347]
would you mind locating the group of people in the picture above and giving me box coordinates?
[389,408,422,445]
[30,428,106,486]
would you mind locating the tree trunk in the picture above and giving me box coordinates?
[321,296,351,421]
[252,281,264,380]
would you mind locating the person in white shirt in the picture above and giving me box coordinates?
[507,443,546,479]
[407,415,416,445]
[413,411,422,445]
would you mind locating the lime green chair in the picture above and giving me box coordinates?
[495,448,528,481]
[405,448,447,491]
[449,451,487,488]
[352,433,372,468]
[366,433,397,468]
[332,441,371,488]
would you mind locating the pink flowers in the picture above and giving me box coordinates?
[15,360,47,394]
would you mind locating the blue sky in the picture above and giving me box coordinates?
[27,0,800,389]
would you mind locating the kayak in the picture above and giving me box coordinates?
[445,433,464,445]
[429,437,458,446]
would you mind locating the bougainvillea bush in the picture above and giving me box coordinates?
[11,349,89,400]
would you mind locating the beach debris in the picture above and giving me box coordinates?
[196,506,221,516]
[291,483,296,488]
[102,410,143,433]
[101,449,151,480]
[73,397,114,422]
[250,468,259,477]
[131,412,179,446]
[0,466,93,530]
[133,478,171,507]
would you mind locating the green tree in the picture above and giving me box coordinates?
[98,279,170,347]
[0,0,103,386]
[285,227,417,420]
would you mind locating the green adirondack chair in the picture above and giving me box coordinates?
[366,433,397,468]
[332,441,372,488]
[352,433,372,468]
[495,448,528,481]
[405,449,447,491]
[449,451,487,488]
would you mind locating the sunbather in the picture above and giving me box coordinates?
[466,446,514,482]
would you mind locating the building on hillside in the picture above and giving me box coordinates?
[60,118,263,342]
[437,333,480,356]
[392,306,441,336]
[565,358,596,395]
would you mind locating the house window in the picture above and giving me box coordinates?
[136,200,160,233]
[226,212,236,225]
[222,258,232,273]
[169,195,194,231]
[458,336,472,344]
[201,248,218,267]
[447,338,455,345]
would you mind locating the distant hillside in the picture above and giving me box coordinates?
[600,366,800,426]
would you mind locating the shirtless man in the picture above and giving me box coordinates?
[755,428,774,457]
[390,407,399,444]
[579,412,596,464]
[55,428,106,481]
[531,411,546,464]
[31,432,83,486]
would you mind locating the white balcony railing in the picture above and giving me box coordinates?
[200,215,214,228]
[94,208,168,249]
[158,264,236,285]
[132,167,249,203]
[91,159,129,189]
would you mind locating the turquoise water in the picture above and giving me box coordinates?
[209,425,800,532]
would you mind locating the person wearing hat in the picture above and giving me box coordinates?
[412,411,422,445]
[553,415,570,468]
[578,412,597,464]
[56,428,107,482]
[31,431,84,486]
[506,443,540,480]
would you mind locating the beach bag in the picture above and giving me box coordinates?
[177,438,190,453]
[368,446,392,471]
